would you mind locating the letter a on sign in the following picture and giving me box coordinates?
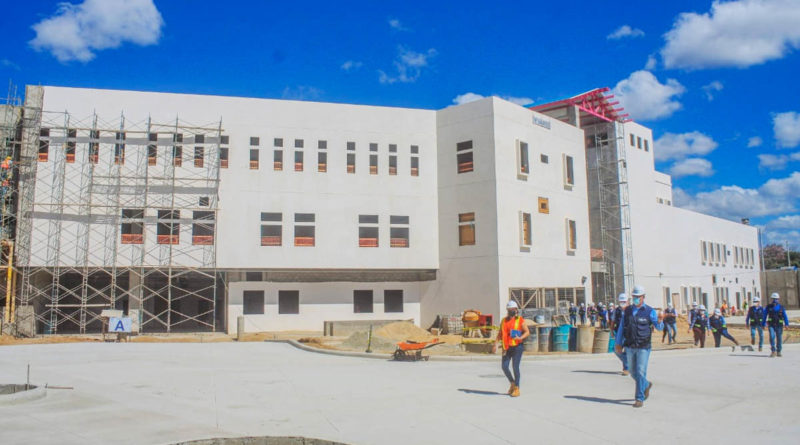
[115,320,125,332]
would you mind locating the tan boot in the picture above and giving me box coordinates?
[507,383,516,395]
[510,386,520,397]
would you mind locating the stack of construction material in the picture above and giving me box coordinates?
[439,314,463,335]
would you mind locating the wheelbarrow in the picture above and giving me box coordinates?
[392,338,443,361]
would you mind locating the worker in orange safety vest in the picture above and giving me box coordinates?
[494,300,530,397]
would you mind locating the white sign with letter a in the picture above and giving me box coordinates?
[109,317,132,333]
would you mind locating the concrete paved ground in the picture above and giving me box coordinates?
[1,342,798,445]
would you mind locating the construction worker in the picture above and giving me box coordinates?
[762,293,790,358]
[688,301,699,345]
[579,303,587,325]
[661,304,677,344]
[589,303,598,326]
[614,286,664,408]
[709,308,740,351]
[494,300,530,397]
[611,293,629,376]
[598,304,608,329]
[746,296,764,351]
[569,303,578,326]
[692,305,709,348]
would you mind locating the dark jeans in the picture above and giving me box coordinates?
[502,344,524,386]
[580,315,586,325]
[712,329,739,347]
[600,318,607,329]
[570,315,577,326]
[769,325,784,352]
[750,325,763,348]
[662,320,677,343]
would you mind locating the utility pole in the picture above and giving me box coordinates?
[787,240,791,267]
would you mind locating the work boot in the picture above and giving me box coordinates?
[770,351,777,358]
[644,382,653,400]
[759,347,763,352]
[510,386,520,397]
[507,383,516,395]
[731,345,736,352]
[777,351,783,357]
[621,370,629,376]
[751,339,755,346]
[633,400,644,408]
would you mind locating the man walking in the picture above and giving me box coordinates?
[614,286,664,408]
[589,303,598,327]
[746,296,764,351]
[661,304,677,344]
[494,301,530,396]
[709,308,740,351]
[579,303,587,325]
[763,293,790,358]
[598,304,608,330]
[688,302,699,344]
[569,303,578,326]
[692,305,709,348]
[611,293,629,376]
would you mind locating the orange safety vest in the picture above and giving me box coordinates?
[501,316,524,350]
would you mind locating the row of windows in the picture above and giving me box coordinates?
[119,209,214,245]
[629,133,650,152]
[259,213,410,248]
[248,148,419,176]
[242,289,405,315]
[457,139,575,189]
[656,197,672,206]
[457,211,577,252]
[700,241,755,268]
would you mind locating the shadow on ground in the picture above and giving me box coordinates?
[564,395,634,406]
[458,388,507,396]
[571,370,623,375]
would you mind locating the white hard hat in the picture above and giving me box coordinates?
[692,301,698,307]
[699,304,706,310]
[632,285,646,296]
[771,292,780,300]
[618,293,628,302]
[668,304,674,309]
[753,297,761,303]
[714,308,721,315]
[507,300,519,309]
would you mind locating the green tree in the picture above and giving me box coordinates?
[762,244,800,269]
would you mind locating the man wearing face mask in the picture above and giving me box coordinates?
[611,293,629,376]
[494,301,530,397]
[762,293,790,358]
[614,286,664,408]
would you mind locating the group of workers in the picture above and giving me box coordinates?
[569,302,613,329]
[496,287,792,406]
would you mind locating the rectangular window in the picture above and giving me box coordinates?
[389,144,397,153]
[347,153,356,174]
[274,150,283,171]
[294,213,315,247]
[369,154,378,175]
[260,212,282,246]
[347,141,355,151]
[245,271,262,281]
[520,212,532,248]
[65,128,76,163]
[563,154,575,188]
[389,155,397,175]
[566,219,577,251]
[220,135,229,145]
[295,151,303,172]
[243,290,265,315]
[157,210,180,244]
[458,212,476,246]
[359,214,379,247]
[354,290,374,313]
[630,134,635,146]
[148,144,157,166]
[194,146,204,168]
[295,139,304,149]
[457,140,474,173]
[279,290,300,314]
[250,137,260,146]
[518,140,529,176]
[540,154,549,164]
[410,145,419,154]
[318,152,327,172]
[318,140,327,149]
[384,290,403,313]
[173,145,183,167]
[390,215,410,248]
[274,138,283,147]
[637,137,642,149]
[194,134,205,144]
[538,197,549,214]
[114,132,126,165]
[249,149,259,169]
[89,134,99,164]
[411,156,419,176]
[644,140,649,152]
[369,143,378,152]
[220,147,229,168]
[702,241,708,264]
[120,208,144,244]
[38,128,49,162]
[192,211,215,245]
[199,196,210,207]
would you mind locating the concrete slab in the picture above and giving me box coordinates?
[1,342,799,445]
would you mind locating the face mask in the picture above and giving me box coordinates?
[508,309,517,317]
[632,297,641,306]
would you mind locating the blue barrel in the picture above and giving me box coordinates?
[569,327,578,351]
[538,327,552,352]
[553,325,570,352]
[608,334,616,353]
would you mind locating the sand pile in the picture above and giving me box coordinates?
[375,322,433,342]
[339,331,397,353]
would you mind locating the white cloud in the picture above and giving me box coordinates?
[644,55,658,70]
[607,25,645,40]
[661,0,800,69]
[773,112,800,148]
[764,229,800,248]
[378,46,437,84]
[767,215,800,230]
[669,158,714,177]
[654,131,718,162]
[452,93,534,107]
[341,60,363,72]
[388,18,409,31]
[1,59,20,70]
[701,81,723,101]
[758,154,791,171]
[760,171,800,197]
[612,70,686,121]
[29,0,163,63]
[748,136,763,148]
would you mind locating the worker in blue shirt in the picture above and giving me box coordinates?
[746,296,765,351]
[762,293,790,358]
[598,304,608,329]
[687,302,699,345]
[614,285,664,408]
[579,303,586,325]
[611,293,629,376]
[709,308,740,351]
[692,305,710,348]
[569,303,578,326]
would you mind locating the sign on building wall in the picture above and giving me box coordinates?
[109,317,132,333]
[533,116,551,129]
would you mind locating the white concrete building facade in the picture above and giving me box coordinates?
[13,85,760,334]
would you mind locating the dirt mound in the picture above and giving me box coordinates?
[375,322,432,342]
[339,331,397,353]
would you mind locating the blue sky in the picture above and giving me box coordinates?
[2,0,799,247]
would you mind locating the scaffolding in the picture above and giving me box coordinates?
[3,85,227,335]
[0,84,23,331]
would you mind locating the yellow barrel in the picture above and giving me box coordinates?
[592,329,611,353]
[577,326,595,353]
